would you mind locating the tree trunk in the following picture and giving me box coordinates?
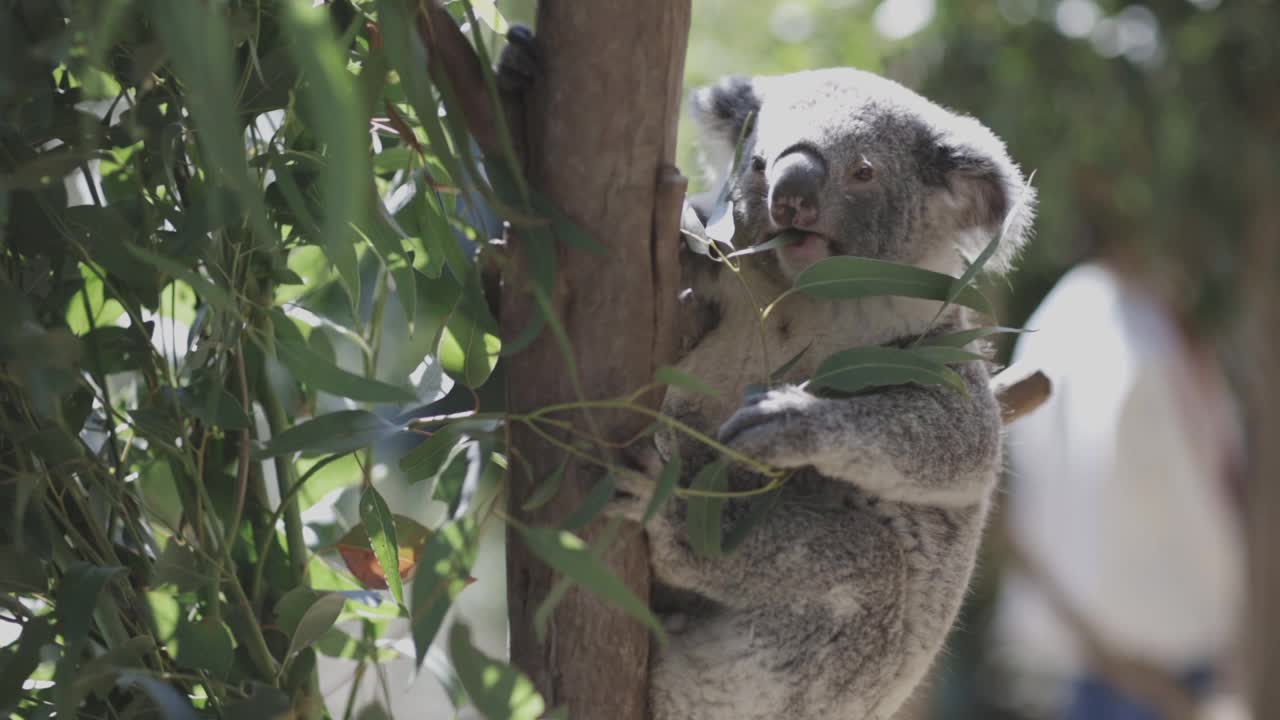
[501,3,690,719]
[1241,150,1280,718]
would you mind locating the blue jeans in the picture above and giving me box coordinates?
[1065,667,1214,720]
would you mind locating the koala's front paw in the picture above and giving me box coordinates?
[718,385,821,468]
[496,24,540,94]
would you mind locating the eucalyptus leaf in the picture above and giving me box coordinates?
[561,472,617,531]
[809,346,966,395]
[686,459,730,558]
[283,593,346,664]
[522,460,568,511]
[279,1,369,302]
[643,452,682,526]
[254,410,401,459]
[359,486,405,607]
[791,256,993,315]
[518,527,663,638]
[448,623,546,720]
[54,563,126,716]
[173,618,234,678]
[411,518,478,666]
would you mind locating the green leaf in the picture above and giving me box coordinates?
[152,542,211,593]
[282,592,346,664]
[117,673,200,720]
[809,346,966,395]
[81,326,148,375]
[440,271,501,388]
[179,382,251,430]
[655,366,719,398]
[124,243,239,316]
[411,518,479,666]
[398,425,463,483]
[791,256,993,315]
[254,410,401,459]
[723,489,784,554]
[518,527,663,638]
[271,313,416,403]
[364,210,418,326]
[643,452,682,526]
[359,486,404,607]
[686,459,730,558]
[561,472,616,530]
[54,563,125,716]
[280,1,370,302]
[173,618,234,678]
[521,460,567,511]
[0,546,46,594]
[448,624,546,720]
[148,0,273,244]
[0,618,52,712]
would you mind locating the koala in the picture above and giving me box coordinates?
[605,69,1036,720]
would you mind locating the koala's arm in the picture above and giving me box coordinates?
[720,361,1001,507]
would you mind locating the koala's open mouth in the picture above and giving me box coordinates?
[770,229,833,273]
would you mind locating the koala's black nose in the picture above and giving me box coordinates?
[769,149,826,228]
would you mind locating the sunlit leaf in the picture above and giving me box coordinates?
[519,527,663,638]
[358,487,405,606]
[334,514,433,595]
[449,623,546,720]
[411,518,479,666]
[280,0,370,302]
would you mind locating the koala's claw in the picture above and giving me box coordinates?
[497,24,540,94]
[718,385,817,468]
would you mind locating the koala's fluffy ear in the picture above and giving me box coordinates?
[689,76,761,184]
[922,116,1036,275]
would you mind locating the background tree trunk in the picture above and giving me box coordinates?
[501,3,691,718]
[1241,150,1280,718]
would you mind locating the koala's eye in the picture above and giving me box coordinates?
[750,156,766,173]
[852,159,875,183]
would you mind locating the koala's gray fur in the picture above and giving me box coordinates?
[609,68,1035,720]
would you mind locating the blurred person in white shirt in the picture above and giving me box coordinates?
[988,258,1248,720]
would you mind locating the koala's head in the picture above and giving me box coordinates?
[691,68,1035,280]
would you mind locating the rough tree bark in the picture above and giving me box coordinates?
[498,4,691,719]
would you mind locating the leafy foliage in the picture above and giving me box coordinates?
[0,1,516,717]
